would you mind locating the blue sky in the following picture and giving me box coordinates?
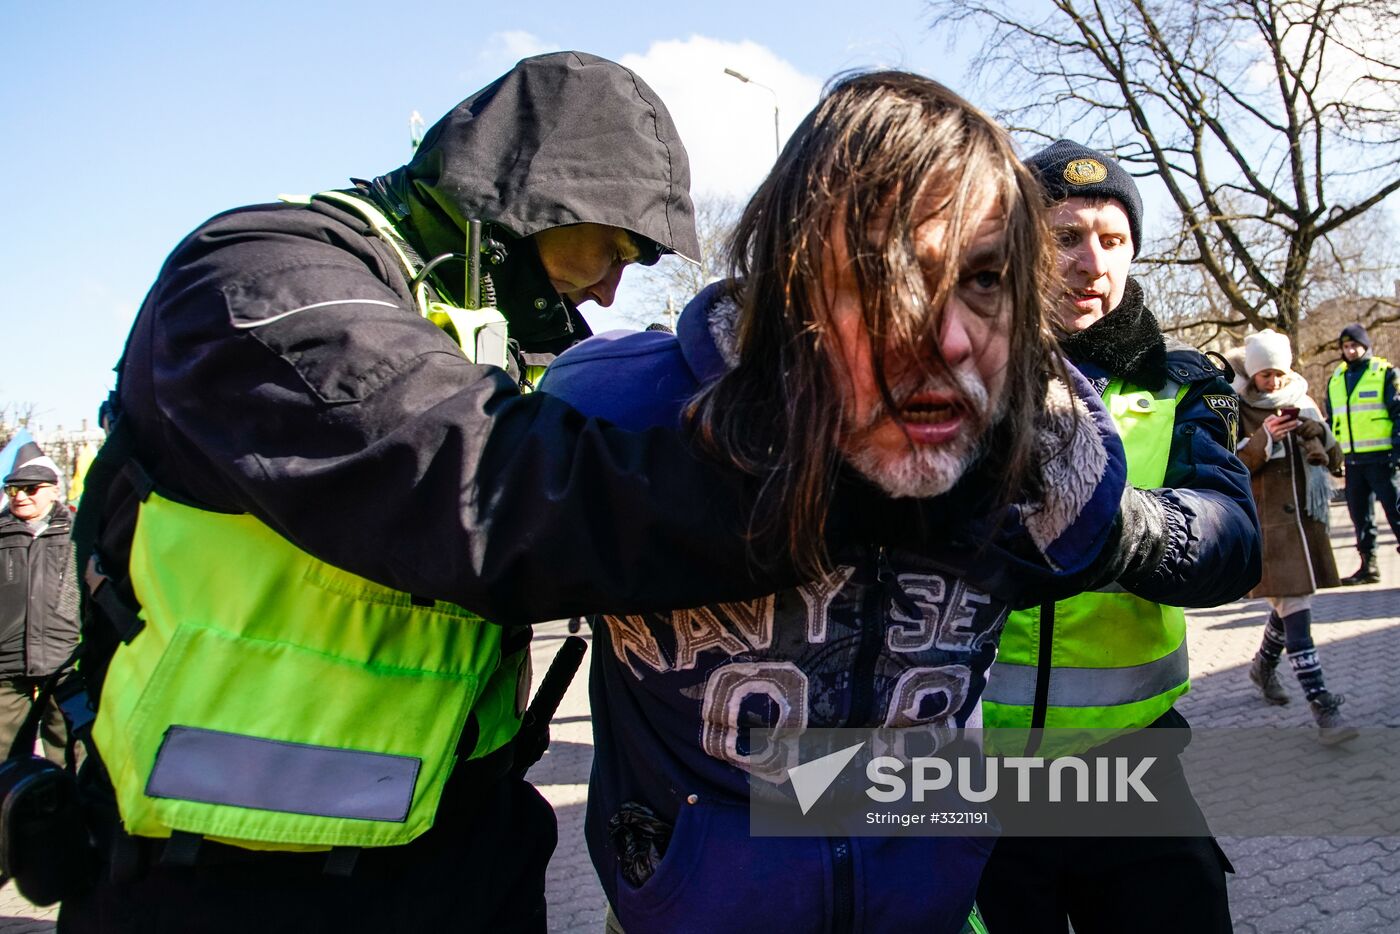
[1,0,993,428]
[12,1,1377,429]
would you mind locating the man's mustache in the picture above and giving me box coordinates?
[848,365,994,439]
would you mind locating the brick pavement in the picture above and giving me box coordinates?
[3,503,1397,932]
[1175,503,1400,933]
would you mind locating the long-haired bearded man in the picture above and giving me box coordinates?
[541,72,1243,934]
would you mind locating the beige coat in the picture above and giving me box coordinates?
[1237,399,1342,597]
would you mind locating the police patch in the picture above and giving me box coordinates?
[1203,394,1239,449]
[1064,158,1108,185]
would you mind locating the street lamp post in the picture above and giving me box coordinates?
[723,67,780,158]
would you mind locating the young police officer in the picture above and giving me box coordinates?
[978,141,1260,934]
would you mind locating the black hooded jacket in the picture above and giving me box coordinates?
[95,52,779,642]
[362,51,700,354]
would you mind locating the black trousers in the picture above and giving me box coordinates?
[977,830,1233,934]
[57,769,557,933]
[1344,458,1400,556]
[0,674,69,763]
[977,711,1234,934]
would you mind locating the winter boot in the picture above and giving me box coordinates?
[1340,553,1380,585]
[1309,691,1359,746]
[1249,653,1289,705]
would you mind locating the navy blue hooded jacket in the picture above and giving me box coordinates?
[541,283,1131,933]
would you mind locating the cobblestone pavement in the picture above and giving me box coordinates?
[3,504,1396,932]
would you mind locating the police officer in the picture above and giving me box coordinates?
[1326,323,1400,584]
[58,52,816,933]
[977,141,1260,934]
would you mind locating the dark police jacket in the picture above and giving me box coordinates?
[1058,278,1260,607]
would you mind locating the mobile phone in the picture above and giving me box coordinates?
[1280,406,1300,419]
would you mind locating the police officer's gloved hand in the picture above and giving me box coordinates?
[1091,487,1171,591]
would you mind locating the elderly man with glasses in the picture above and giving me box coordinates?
[0,440,78,763]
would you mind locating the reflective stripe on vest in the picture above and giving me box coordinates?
[92,493,526,851]
[985,378,1190,747]
[983,639,1189,709]
[1329,357,1394,455]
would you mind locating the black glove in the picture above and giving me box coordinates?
[1090,487,1171,592]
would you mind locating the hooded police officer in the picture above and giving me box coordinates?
[60,52,778,934]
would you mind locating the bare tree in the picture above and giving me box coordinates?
[0,401,40,450]
[1150,208,1400,335]
[619,194,742,329]
[931,0,1400,347]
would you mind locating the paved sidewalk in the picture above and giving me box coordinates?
[1174,504,1400,934]
[4,504,1397,932]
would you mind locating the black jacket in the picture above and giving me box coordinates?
[1060,279,1261,606]
[0,504,79,677]
[98,54,789,634]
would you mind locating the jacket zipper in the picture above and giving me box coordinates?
[828,547,891,934]
[1283,434,1319,590]
[1344,372,1357,455]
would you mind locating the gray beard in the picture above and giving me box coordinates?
[842,365,1002,499]
[845,435,984,498]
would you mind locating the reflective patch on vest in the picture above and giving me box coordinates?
[982,640,1190,708]
[1359,390,1379,398]
[146,726,420,822]
[1202,394,1239,450]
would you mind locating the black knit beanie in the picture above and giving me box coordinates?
[1024,140,1144,257]
[1340,322,1371,350]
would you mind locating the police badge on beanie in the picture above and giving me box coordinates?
[1024,140,1144,257]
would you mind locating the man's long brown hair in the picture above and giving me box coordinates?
[686,70,1061,579]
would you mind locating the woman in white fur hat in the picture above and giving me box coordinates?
[1234,329,1356,744]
